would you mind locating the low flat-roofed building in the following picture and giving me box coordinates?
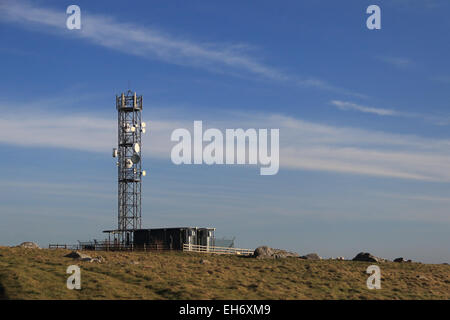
[133,227,215,250]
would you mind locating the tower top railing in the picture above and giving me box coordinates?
[116,91,143,111]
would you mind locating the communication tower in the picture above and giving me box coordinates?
[112,91,146,244]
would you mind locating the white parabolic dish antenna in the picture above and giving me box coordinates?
[133,143,140,153]
[131,154,140,164]
[125,159,133,168]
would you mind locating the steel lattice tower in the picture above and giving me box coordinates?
[113,91,145,244]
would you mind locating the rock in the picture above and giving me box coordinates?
[336,256,345,261]
[253,246,299,259]
[64,251,82,259]
[254,246,274,258]
[17,242,40,249]
[272,250,300,259]
[200,259,211,265]
[64,251,102,263]
[352,252,383,263]
[300,253,322,260]
[90,256,104,263]
[394,257,406,263]
[64,251,92,261]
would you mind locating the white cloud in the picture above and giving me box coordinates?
[0,180,114,200]
[0,0,363,97]
[331,100,397,116]
[432,75,450,84]
[1,100,450,183]
[376,193,450,203]
[330,100,450,125]
[378,56,413,68]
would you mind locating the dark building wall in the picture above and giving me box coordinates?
[134,228,187,250]
[133,227,214,250]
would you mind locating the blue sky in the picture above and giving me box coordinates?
[0,0,449,263]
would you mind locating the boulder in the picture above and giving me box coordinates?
[17,242,40,249]
[272,250,299,259]
[90,256,104,263]
[64,251,105,263]
[352,252,383,263]
[254,246,274,258]
[64,251,92,261]
[394,257,406,263]
[300,253,322,260]
[253,246,299,259]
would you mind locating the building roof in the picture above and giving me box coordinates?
[103,227,216,233]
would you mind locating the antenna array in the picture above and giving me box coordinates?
[113,91,146,244]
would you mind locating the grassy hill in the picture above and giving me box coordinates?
[0,246,449,299]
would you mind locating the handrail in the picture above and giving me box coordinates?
[48,242,254,255]
[183,243,254,256]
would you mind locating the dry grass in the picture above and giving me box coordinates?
[0,246,449,300]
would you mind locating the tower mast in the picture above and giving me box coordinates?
[113,90,146,244]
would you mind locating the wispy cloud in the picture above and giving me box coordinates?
[0,180,115,200]
[330,100,450,126]
[388,0,445,9]
[378,56,413,68]
[432,75,450,84]
[376,192,450,203]
[0,0,364,97]
[331,100,397,116]
[2,98,450,182]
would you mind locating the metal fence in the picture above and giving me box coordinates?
[48,242,169,251]
[213,237,235,248]
[49,242,254,255]
[49,244,79,250]
[183,243,254,256]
